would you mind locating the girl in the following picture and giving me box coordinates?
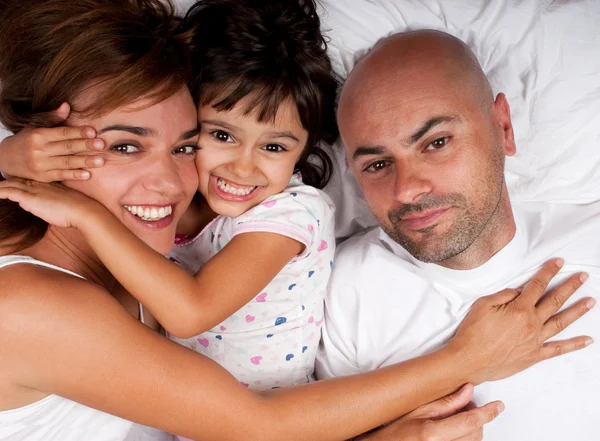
[0,0,593,440]
[8,0,339,391]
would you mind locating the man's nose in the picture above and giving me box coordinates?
[393,161,432,204]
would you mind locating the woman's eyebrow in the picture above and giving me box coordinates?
[180,127,201,140]
[97,125,153,137]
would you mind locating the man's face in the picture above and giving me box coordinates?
[339,61,515,263]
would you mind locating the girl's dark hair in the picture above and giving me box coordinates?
[0,0,191,252]
[183,0,339,189]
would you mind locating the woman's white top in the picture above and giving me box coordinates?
[0,255,173,441]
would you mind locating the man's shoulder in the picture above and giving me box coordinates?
[514,200,600,248]
[335,227,416,271]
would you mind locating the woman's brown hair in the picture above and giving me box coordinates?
[0,0,192,252]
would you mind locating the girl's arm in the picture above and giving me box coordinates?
[86,210,305,337]
[0,178,309,337]
[0,261,591,441]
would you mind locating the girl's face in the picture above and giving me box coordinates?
[195,95,308,218]
[67,87,200,254]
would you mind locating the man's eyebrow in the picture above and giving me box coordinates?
[180,127,201,140]
[408,116,458,144]
[97,125,154,137]
[352,145,386,161]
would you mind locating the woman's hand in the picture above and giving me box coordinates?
[0,178,102,228]
[0,103,105,182]
[449,259,594,384]
[355,384,501,441]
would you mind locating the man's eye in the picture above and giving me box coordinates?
[211,130,233,143]
[263,144,286,153]
[425,137,450,151]
[110,144,139,154]
[173,145,199,155]
[364,160,389,173]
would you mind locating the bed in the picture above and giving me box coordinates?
[2,0,599,239]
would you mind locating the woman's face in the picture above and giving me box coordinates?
[66,87,199,254]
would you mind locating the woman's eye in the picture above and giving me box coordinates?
[364,160,389,173]
[425,137,450,151]
[173,145,199,155]
[110,144,140,154]
[263,144,285,153]
[211,130,233,143]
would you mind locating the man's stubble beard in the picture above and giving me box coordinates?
[382,147,506,264]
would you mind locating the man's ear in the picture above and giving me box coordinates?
[492,93,516,157]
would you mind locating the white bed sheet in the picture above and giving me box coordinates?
[1,0,598,239]
[317,0,600,237]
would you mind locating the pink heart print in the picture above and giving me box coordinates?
[251,356,263,365]
[318,240,328,251]
[219,326,227,331]
[262,200,277,208]
[256,292,268,302]
[197,338,209,348]
[246,314,256,323]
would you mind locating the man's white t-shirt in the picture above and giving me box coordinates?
[316,201,600,441]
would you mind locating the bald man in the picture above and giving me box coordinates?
[316,31,600,440]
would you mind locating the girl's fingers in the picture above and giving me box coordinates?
[39,124,98,144]
[46,154,104,171]
[45,169,92,181]
[45,137,105,156]
[0,186,30,204]
[517,259,564,306]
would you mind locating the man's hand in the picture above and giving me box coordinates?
[449,258,595,384]
[355,384,501,441]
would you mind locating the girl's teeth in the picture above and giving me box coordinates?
[124,205,173,221]
[217,178,256,196]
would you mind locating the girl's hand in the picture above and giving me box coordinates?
[356,384,501,441]
[449,259,595,384]
[0,178,101,228]
[0,103,105,182]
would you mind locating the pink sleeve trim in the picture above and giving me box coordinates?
[232,221,312,260]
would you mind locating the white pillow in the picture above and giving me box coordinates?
[318,0,600,238]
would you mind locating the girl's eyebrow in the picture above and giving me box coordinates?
[201,120,300,142]
[201,119,237,132]
[268,131,300,142]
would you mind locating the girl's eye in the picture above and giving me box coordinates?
[211,130,233,143]
[425,137,450,151]
[173,145,199,155]
[263,144,286,153]
[110,144,140,154]
[364,160,390,173]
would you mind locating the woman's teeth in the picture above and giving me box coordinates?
[217,178,257,196]
[124,205,172,221]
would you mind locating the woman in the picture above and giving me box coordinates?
[0,0,593,440]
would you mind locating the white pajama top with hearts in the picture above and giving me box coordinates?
[168,174,336,390]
